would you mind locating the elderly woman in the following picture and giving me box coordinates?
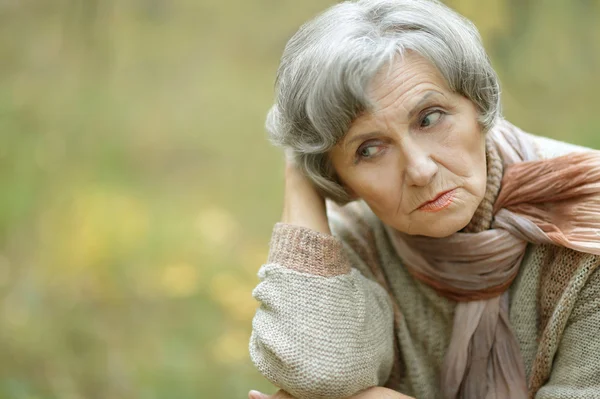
[247,1,600,398]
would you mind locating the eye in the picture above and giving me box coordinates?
[420,110,443,128]
[357,143,382,160]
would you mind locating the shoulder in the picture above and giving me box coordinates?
[520,130,592,159]
[491,119,594,161]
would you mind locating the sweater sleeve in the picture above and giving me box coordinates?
[249,203,395,399]
[535,266,600,399]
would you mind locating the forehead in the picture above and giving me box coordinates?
[365,52,450,112]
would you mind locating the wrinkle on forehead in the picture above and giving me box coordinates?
[346,58,451,138]
[366,54,450,113]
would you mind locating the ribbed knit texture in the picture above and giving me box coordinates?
[249,133,600,399]
[461,138,503,233]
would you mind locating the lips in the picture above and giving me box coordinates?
[417,189,456,212]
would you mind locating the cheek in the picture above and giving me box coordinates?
[456,125,487,197]
[444,115,485,174]
[350,165,402,209]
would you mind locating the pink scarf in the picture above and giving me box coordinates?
[385,121,600,398]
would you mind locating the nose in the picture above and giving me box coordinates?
[402,139,438,187]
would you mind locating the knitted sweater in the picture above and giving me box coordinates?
[249,134,600,399]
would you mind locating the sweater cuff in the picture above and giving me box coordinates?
[267,222,351,277]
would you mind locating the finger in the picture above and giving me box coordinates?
[272,390,294,398]
[350,386,413,399]
[248,390,269,399]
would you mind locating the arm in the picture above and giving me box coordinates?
[249,163,395,399]
[535,266,600,398]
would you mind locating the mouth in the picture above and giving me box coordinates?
[417,189,456,213]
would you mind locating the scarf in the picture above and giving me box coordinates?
[385,120,600,399]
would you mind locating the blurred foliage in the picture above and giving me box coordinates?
[0,0,598,398]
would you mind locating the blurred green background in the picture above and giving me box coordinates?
[0,0,598,398]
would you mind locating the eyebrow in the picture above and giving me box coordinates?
[343,131,381,152]
[343,90,444,151]
[407,90,443,118]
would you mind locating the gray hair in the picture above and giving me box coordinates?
[266,0,501,203]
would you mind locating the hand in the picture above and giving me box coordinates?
[248,390,293,399]
[248,387,414,399]
[281,156,331,235]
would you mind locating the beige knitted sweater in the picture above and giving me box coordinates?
[249,134,600,399]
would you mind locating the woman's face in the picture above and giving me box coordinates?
[329,53,487,238]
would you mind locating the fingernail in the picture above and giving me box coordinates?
[248,390,266,399]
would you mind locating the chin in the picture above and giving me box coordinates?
[394,207,475,238]
[425,208,476,237]
[422,223,465,238]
